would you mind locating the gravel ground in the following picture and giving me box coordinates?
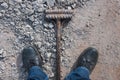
[0,0,120,80]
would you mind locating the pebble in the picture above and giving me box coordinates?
[28,15,34,22]
[71,3,76,9]
[43,4,48,8]
[26,24,31,28]
[14,0,22,3]
[21,4,26,8]
[43,22,49,28]
[0,49,4,55]
[61,0,65,2]
[1,2,8,9]
[33,21,39,26]
[46,0,55,7]
[0,50,5,59]
[35,42,42,47]
[51,53,56,59]
[46,42,51,47]
[2,50,6,57]
[61,57,69,67]
[0,13,2,17]
[37,0,43,3]
[26,9,34,15]
[43,63,51,70]
[10,22,15,26]
[52,48,56,52]
[39,21,43,25]
[49,23,54,29]
[0,63,5,73]
[68,6,72,10]
[14,8,21,15]
[49,72,54,77]
[46,52,52,58]
[11,63,16,68]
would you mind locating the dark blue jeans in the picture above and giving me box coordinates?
[27,66,90,80]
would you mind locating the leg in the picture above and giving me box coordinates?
[27,66,48,80]
[65,67,90,80]
[22,46,48,80]
[65,47,98,80]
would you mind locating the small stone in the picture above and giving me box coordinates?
[46,0,55,7]
[9,0,14,5]
[10,22,15,26]
[61,0,65,2]
[33,21,39,26]
[52,48,56,52]
[40,47,46,53]
[11,63,16,67]
[62,47,65,50]
[46,52,52,58]
[37,0,43,3]
[49,23,54,28]
[35,42,42,47]
[0,49,6,58]
[0,49,4,54]
[28,16,34,22]
[0,10,5,14]
[71,3,76,9]
[0,13,2,17]
[49,72,54,77]
[28,0,37,2]
[30,35,34,40]
[43,22,49,28]
[0,62,5,71]
[43,4,47,8]
[16,0,22,3]
[26,9,34,15]
[43,63,51,70]
[39,21,43,24]
[1,2,8,9]
[2,50,6,57]
[21,4,26,8]
[44,28,49,32]
[68,6,72,10]
[27,3,33,9]
[25,24,31,28]
[14,0,22,3]
[51,53,56,59]
[14,8,21,15]
[61,57,69,67]
[46,42,51,47]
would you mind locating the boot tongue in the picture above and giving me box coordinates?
[82,58,92,70]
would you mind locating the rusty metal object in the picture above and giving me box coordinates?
[45,10,73,19]
[45,9,73,80]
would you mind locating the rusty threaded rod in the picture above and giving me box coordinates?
[56,19,62,80]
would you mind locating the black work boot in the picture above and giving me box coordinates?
[75,47,98,73]
[22,46,42,71]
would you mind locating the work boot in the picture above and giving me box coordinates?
[76,47,98,73]
[22,46,42,71]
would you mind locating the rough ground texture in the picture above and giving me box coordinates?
[0,0,120,80]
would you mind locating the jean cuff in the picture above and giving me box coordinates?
[75,66,90,79]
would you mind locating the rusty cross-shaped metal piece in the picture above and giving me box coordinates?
[45,9,73,80]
